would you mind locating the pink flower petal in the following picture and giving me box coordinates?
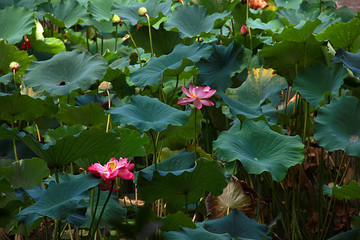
[201,89,217,99]
[177,97,195,105]
[180,86,192,98]
[118,169,135,180]
[88,163,105,176]
[200,99,214,106]
[127,163,135,171]
[193,99,203,109]
[188,83,196,95]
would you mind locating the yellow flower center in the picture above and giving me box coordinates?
[108,161,118,171]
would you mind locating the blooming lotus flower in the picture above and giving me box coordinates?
[177,83,216,109]
[88,157,135,181]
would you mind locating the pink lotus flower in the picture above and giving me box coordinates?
[241,25,249,36]
[177,83,216,109]
[88,157,135,181]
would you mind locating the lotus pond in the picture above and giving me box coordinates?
[1,0,360,239]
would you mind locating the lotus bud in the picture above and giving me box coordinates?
[9,62,20,72]
[138,7,147,16]
[241,25,249,36]
[98,81,112,94]
[112,14,123,26]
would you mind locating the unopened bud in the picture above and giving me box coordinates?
[241,25,249,36]
[9,62,20,72]
[138,7,147,16]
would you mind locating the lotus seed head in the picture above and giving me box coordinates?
[112,14,120,23]
[9,62,20,72]
[138,7,147,16]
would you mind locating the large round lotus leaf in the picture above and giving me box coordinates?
[24,51,107,96]
[15,173,101,226]
[44,0,87,28]
[137,158,227,212]
[131,25,182,56]
[18,126,122,168]
[213,120,304,181]
[196,42,254,91]
[332,181,360,200]
[0,6,35,44]
[28,21,66,55]
[261,36,327,83]
[227,68,287,108]
[246,18,284,33]
[162,211,196,232]
[0,0,37,10]
[293,64,348,108]
[314,96,360,156]
[274,19,321,42]
[219,92,262,119]
[108,95,191,132]
[197,0,238,14]
[164,5,230,38]
[203,209,270,239]
[130,42,211,87]
[275,0,302,9]
[112,0,172,26]
[316,18,360,52]
[165,227,231,240]
[0,158,49,189]
[331,48,360,77]
[56,102,107,128]
[0,92,56,122]
[0,40,36,76]
[88,0,114,22]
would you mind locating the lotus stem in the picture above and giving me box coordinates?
[149,130,157,171]
[12,69,17,90]
[106,90,111,132]
[194,108,197,160]
[245,0,252,50]
[145,13,154,57]
[91,180,115,240]
[124,22,142,67]
[115,24,118,52]
[89,188,101,239]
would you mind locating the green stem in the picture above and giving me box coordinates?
[194,108,197,160]
[12,69,17,90]
[106,90,111,132]
[89,188,101,238]
[245,0,252,50]
[91,180,115,240]
[101,36,104,55]
[115,24,118,52]
[145,13,154,57]
[52,220,59,240]
[149,130,157,171]
[169,75,180,105]
[86,27,90,52]
[124,22,142,67]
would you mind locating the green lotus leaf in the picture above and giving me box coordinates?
[0,40,36,76]
[293,64,348,108]
[131,25,182,56]
[56,102,107,128]
[165,227,231,240]
[314,96,360,156]
[112,0,172,26]
[332,181,360,200]
[24,51,108,96]
[220,68,287,119]
[213,120,304,181]
[331,48,360,77]
[85,191,127,228]
[261,36,327,83]
[43,125,84,143]
[44,0,87,28]
[0,6,35,44]
[196,42,253,91]
[203,209,270,239]
[162,211,196,232]
[246,18,284,33]
[15,173,101,226]
[0,158,49,189]
[27,21,66,55]
[116,128,149,157]
[108,95,191,132]
[137,158,227,211]
[274,19,321,42]
[165,5,230,38]
[88,0,114,22]
[130,42,211,86]
[197,0,238,14]
[328,228,360,240]
[19,126,122,168]
[0,92,55,123]
[316,17,360,52]
[0,0,37,10]
[137,150,195,182]
[276,0,302,10]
